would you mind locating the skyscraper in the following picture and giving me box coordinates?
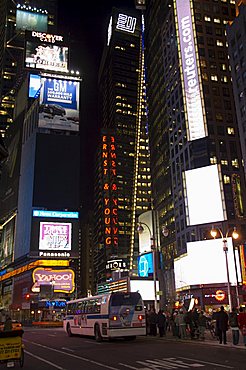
[93,7,152,287]
[145,0,246,308]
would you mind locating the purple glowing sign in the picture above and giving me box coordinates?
[39,222,72,251]
[32,268,75,293]
[176,0,207,141]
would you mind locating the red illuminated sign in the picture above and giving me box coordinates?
[102,135,118,248]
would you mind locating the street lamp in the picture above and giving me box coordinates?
[210,226,239,311]
[137,221,158,311]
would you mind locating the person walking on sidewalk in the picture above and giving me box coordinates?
[216,306,229,344]
[238,307,246,346]
[157,309,166,337]
[198,310,207,340]
[149,307,158,336]
[229,307,240,345]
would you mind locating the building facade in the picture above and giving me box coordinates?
[145,0,246,310]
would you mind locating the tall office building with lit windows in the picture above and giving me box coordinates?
[144,0,246,308]
[0,0,58,137]
[93,7,152,286]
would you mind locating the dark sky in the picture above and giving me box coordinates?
[57,0,135,209]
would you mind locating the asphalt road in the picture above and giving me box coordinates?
[12,327,245,370]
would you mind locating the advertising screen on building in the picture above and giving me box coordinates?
[183,164,226,225]
[16,9,48,32]
[130,280,160,301]
[116,13,137,34]
[24,31,68,73]
[39,222,72,251]
[175,0,207,141]
[174,238,242,289]
[38,76,80,131]
[28,73,41,98]
[32,268,75,293]
[137,252,153,277]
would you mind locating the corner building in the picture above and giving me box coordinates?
[144,0,246,309]
[93,7,152,286]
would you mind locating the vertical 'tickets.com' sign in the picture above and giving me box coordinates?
[175,0,207,141]
[102,135,118,250]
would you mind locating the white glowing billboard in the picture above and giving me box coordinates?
[174,239,242,289]
[175,0,207,141]
[183,164,226,225]
[138,210,153,254]
[116,14,137,34]
[130,280,160,301]
[39,222,72,251]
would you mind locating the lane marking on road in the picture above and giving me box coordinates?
[25,350,65,369]
[61,347,75,352]
[24,340,120,370]
[178,357,234,368]
[119,357,205,369]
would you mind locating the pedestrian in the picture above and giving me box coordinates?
[157,309,166,337]
[229,307,240,345]
[145,309,150,335]
[3,315,13,332]
[216,306,229,344]
[198,310,207,340]
[148,307,158,336]
[175,309,187,339]
[184,310,195,339]
[238,307,246,346]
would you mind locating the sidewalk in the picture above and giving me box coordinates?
[147,329,246,349]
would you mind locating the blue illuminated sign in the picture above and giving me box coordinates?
[137,252,153,277]
[45,300,66,308]
[32,210,79,219]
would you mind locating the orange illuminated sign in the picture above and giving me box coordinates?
[102,134,118,248]
[215,290,226,301]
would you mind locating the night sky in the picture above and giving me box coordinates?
[57,0,135,210]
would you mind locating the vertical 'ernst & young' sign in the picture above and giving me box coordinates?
[175,0,207,141]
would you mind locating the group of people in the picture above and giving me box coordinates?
[214,306,246,345]
[145,305,246,346]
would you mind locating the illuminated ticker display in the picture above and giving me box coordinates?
[175,0,207,141]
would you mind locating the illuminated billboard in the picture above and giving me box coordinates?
[33,210,79,218]
[138,210,153,254]
[16,9,48,32]
[38,77,80,131]
[137,252,153,277]
[130,280,160,301]
[32,268,75,293]
[174,238,242,289]
[28,74,41,98]
[25,31,68,73]
[39,222,72,251]
[183,164,226,225]
[175,0,207,141]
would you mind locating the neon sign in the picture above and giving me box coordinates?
[102,135,118,248]
[116,14,137,34]
[175,0,207,141]
[32,268,75,293]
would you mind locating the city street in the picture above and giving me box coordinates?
[17,327,245,370]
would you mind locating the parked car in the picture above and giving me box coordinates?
[0,320,22,331]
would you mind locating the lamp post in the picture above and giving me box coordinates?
[137,221,158,311]
[210,226,239,311]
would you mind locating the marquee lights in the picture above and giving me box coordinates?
[102,135,118,248]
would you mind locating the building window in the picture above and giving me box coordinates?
[211,75,218,81]
[223,175,230,184]
[205,16,211,22]
[232,159,239,168]
[210,156,217,164]
[227,127,235,135]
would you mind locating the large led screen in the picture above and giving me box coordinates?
[39,222,72,251]
[175,0,207,141]
[38,77,80,131]
[138,210,153,254]
[28,74,41,98]
[183,164,226,225]
[25,41,68,73]
[174,238,242,289]
[137,252,153,277]
[16,10,48,32]
[130,280,160,301]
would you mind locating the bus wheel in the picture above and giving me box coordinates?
[67,323,73,337]
[95,324,102,342]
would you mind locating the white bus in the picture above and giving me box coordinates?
[63,291,146,341]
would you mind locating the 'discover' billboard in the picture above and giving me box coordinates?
[38,77,80,131]
[175,0,207,141]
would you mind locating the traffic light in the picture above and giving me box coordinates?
[25,294,30,300]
